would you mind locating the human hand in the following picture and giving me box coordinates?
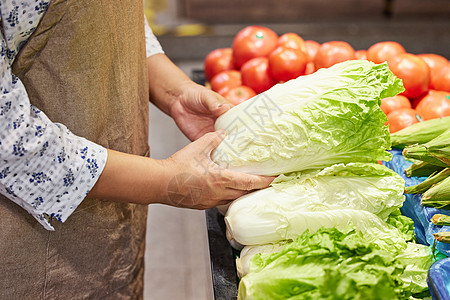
[169,81,233,141]
[162,130,274,209]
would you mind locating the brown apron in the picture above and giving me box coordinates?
[0,0,150,299]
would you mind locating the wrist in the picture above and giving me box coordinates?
[87,150,173,205]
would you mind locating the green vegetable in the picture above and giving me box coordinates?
[386,209,415,242]
[405,168,450,194]
[237,227,434,300]
[236,242,286,279]
[433,232,450,243]
[421,176,450,209]
[225,163,406,247]
[404,160,445,178]
[391,116,450,149]
[212,60,403,175]
[403,129,450,168]
[431,214,450,226]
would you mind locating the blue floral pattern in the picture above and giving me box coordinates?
[0,1,162,231]
[0,1,111,231]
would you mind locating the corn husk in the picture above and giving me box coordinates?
[431,214,450,226]
[403,129,450,168]
[391,116,450,149]
[433,231,450,243]
[421,176,450,209]
[404,160,445,178]
[405,168,450,194]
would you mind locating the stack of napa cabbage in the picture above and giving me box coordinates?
[211,60,437,299]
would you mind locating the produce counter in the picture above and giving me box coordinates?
[205,150,450,299]
[206,208,238,300]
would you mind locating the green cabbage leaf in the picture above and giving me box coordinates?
[212,60,404,175]
[238,227,434,300]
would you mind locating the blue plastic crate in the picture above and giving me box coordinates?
[384,149,450,299]
[428,258,450,300]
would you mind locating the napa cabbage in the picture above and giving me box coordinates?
[212,60,404,175]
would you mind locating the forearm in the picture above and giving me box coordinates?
[87,132,274,210]
[87,149,170,205]
[147,53,194,116]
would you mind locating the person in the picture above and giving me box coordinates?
[0,1,272,299]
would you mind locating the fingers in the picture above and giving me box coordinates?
[220,169,275,191]
[203,90,233,117]
[191,129,226,154]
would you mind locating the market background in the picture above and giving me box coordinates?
[142,0,450,298]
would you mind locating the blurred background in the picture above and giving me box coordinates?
[142,0,450,299]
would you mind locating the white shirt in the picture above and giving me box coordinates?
[0,0,163,230]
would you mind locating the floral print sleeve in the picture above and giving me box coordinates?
[0,1,107,231]
[144,16,164,57]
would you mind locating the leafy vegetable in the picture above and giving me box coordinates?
[391,116,450,149]
[236,242,286,279]
[237,227,434,300]
[212,60,403,175]
[386,208,415,242]
[225,163,406,247]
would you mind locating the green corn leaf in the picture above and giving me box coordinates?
[405,168,450,194]
[404,160,445,178]
[431,214,450,226]
[433,232,450,244]
[403,129,450,168]
[421,176,450,209]
[391,116,450,149]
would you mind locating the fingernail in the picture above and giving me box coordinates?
[217,129,226,136]
[216,103,226,111]
[217,103,232,110]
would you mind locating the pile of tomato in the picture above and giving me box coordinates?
[203,25,450,133]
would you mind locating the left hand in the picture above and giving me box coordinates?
[169,82,233,141]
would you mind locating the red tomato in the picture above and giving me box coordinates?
[415,90,450,120]
[380,95,411,115]
[304,62,316,75]
[232,26,279,69]
[223,85,257,105]
[367,41,406,64]
[387,108,422,133]
[204,48,235,81]
[241,57,277,94]
[277,33,307,53]
[387,53,430,99]
[355,50,368,60]
[210,70,242,96]
[433,63,450,92]
[268,46,308,82]
[304,40,320,62]
[418,53,449,90]
[314,41,355,70]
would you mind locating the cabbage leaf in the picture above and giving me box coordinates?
[225,163,406,247]
[212,60,404,175]
[237,227,434,300]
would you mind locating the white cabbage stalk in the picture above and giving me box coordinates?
[225,163,406,248]
[226,207,406,249]
[236,243,286,278]
[211,60,403,175]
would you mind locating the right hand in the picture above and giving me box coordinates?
[162,130,274,209]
